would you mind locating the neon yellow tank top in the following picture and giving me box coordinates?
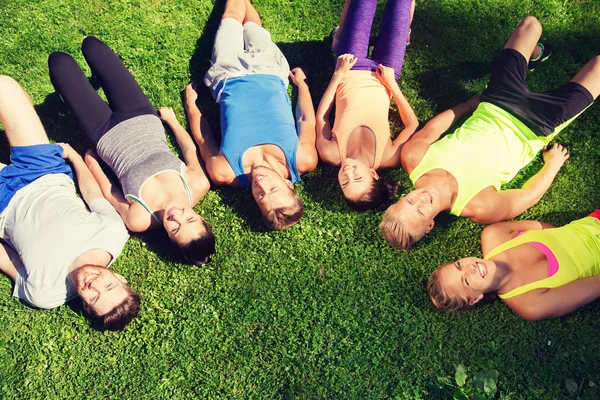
[409,102,553,215]
[485,217,600,299]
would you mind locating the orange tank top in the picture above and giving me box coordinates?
[332,70,391,169]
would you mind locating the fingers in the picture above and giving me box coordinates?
[158,107,176,121]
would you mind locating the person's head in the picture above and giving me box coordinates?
[163,205,216,265]
[71,264,140,331]
[428,257,498,313]
[251,165,304,230]
[339,158,398,212]
[379,188,440,250]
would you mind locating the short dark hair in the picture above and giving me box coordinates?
[91,286,140,331]
[263,192,304,230]
[345,177,398,212]
[177,220,216,265]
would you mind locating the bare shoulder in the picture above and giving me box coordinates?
[462,186,502,223]
[296,144,319,173]
[125,203,158,233]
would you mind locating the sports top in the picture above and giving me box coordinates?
[217,74,300,189]
[485,216,600,299]
[96,115,193,223]
[333,71,391,169]
[409,102,552,215]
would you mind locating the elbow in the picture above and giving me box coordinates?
[514,305,546,321]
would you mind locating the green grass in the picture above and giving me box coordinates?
[1,0,600,398]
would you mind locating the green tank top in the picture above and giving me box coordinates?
[485,217,600,299]
[409,102,553,215]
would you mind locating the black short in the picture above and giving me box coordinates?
[481,49,594,136]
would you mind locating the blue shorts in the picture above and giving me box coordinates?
[0,144,73,213]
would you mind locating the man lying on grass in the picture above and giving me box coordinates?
[165,0,318,230]
[0,75,139,331]
[380,16,600,250]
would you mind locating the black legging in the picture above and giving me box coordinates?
[48,36,157,145]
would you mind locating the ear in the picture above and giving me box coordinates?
[469,293,484,306]
[370,169,380,180]
[425,220,435,234]
[285,179,293,190]
[115,273,128,284]
[82,302,91,314]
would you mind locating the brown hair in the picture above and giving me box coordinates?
[177,220,216,265]
[379,212,420,250]
[91,286,141,331]
[262,192,304,230]
[345,177,399,212]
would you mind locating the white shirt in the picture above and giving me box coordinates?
[0,174,129,309]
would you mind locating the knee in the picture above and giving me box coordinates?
[588,55,600,76]
[81,35,101,56]
[48,52,76,72]
[519,16,542,32]
[0,75,23,97]
[222,10,245,23]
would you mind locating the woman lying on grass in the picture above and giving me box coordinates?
[49,36,215,265]
[316,0,419,211]
[428,210,600,320]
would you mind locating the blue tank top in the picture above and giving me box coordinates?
[216,74,300,189]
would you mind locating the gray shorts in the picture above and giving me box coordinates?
[203,18,290,97]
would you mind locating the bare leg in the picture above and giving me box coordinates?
[504,16,543,62]
[570,56,600,99]
[244,0,261,26]
[409,0,415,25]
[222,0,245,23]
[337,0,351,38]
[0,75,49,147]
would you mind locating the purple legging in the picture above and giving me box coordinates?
[336,0,411,80]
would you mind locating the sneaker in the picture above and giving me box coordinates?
[528,42,552,71]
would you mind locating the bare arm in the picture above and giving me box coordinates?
[316,54,357,165]
[289,68,318,173]
[184,85,236,185]
[158,107,202,170]
[0,242,23,281]
[58,143,104,203]
[400,96,480,173]
[84,150,159,232]
[375,65,419,168]
[468,144,569,225]
[481,220,556,256]
[507,275,600,320]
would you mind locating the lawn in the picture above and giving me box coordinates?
[1,0,600,398]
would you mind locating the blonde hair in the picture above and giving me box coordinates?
[427,267,472,313]
[379,212,419,250]
[262,192,304,230]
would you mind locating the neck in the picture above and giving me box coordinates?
[417,176,455,212]
[154,191,190,221]
[346,149,374,168]
[250,158,285,178]
[67,249,112,281]
[488,258,513,292]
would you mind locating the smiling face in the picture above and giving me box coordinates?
[338,158,378,201]
[386,188,439,237]
[163,205,207,246]
[250,165,297,216]
[437,257,498,306]
[72,265,131,316]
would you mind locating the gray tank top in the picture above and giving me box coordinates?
[96,115,193,223]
